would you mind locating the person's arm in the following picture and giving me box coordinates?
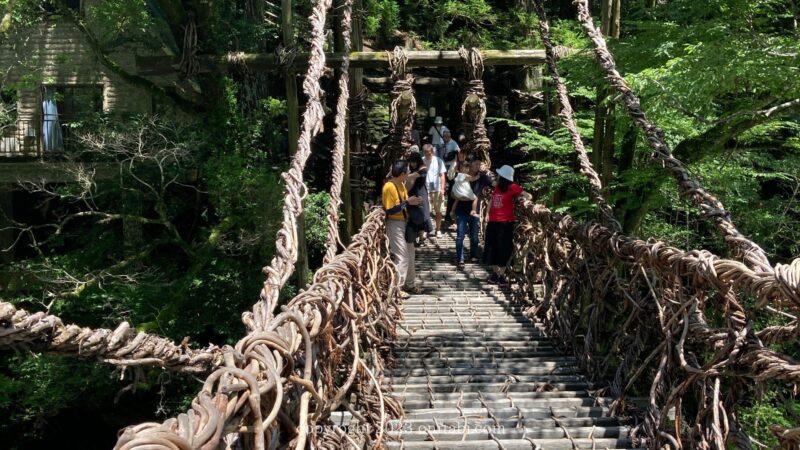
[447,163,457,180]
[405,172,420,190]
[385,201,407,215]
[511,183,531,201]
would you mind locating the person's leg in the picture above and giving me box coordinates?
[387,220,408,287]
[467,214,480,260]
[431,191,444,234]
[405,239,416,289]
[455,213,468,263]
[493,223,514,286]
[437,191,445,232]
[426,191,436,234]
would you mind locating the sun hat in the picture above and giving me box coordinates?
[434,116,443,125]
[497,165,514,182]
[410,145,420,153]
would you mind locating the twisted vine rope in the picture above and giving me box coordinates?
[178,12,199,79]
[513,199,800,449]
[532,1,620,232]
[458,47,491,166]
[115,210,399,449]
[323,0,353,265]
[113,1,401,448]
[573,0,773,275]
[0,302,223,374]
[251,0,332,330]
[383,46,416,169]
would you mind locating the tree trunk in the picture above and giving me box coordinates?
[591,0,620,190]
[616,124,638,232]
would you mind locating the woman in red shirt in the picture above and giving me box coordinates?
[485,165,525,287]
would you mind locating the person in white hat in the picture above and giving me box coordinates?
[428,116,449,156]
[485,165,527,287]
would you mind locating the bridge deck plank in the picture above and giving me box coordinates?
[386,232,642,449]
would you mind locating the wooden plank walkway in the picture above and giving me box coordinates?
[385,232,640,449]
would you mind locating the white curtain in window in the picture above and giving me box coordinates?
[42,87,63,152]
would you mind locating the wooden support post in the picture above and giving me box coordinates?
[348,0,364,233]
[283,0,308,288]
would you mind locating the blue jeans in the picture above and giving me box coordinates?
[455,213,480,263]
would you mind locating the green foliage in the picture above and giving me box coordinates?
[0,354,117,446]
[364,0,400,42]
[304,191,332,268]
[493,116,600,218]
[363,0,539,49]
[84,0,157,47]
[739,389,799,448]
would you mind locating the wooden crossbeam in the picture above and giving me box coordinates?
[136,49,549,76]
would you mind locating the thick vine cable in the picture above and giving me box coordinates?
[0,302,223,374]
[114,210,398,450]
[111,0,368,448]
[514,199,800,448]
[573,0,773,274]
[250,0,333,330]
[323,0,353,265]
[532,1,620,232]
[458,47,492,166]
[384,46,416,167]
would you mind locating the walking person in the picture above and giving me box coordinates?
[451,155,492,269]
[485,165,527,287]
[422,143,446,239]
[441,130,460,170]
[382,160,423,297]
[428,116,449,157]
[407,152,432,246]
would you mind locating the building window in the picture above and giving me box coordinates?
[41,85,103,152]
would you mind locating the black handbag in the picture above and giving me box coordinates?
[405,205,424,243]
[407,205,425,227]
[404,222,417,243]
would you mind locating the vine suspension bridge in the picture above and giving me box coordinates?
[2,1,799,449]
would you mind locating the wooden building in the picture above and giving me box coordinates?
[0,1,159,157]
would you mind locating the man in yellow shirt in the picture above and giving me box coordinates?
[382,160,422,297]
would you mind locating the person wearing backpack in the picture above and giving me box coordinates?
[382,160,423,297]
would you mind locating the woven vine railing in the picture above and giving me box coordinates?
[112,209,401,449]
[512,200,800,450]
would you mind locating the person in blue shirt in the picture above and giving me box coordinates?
[452,155,492,269]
